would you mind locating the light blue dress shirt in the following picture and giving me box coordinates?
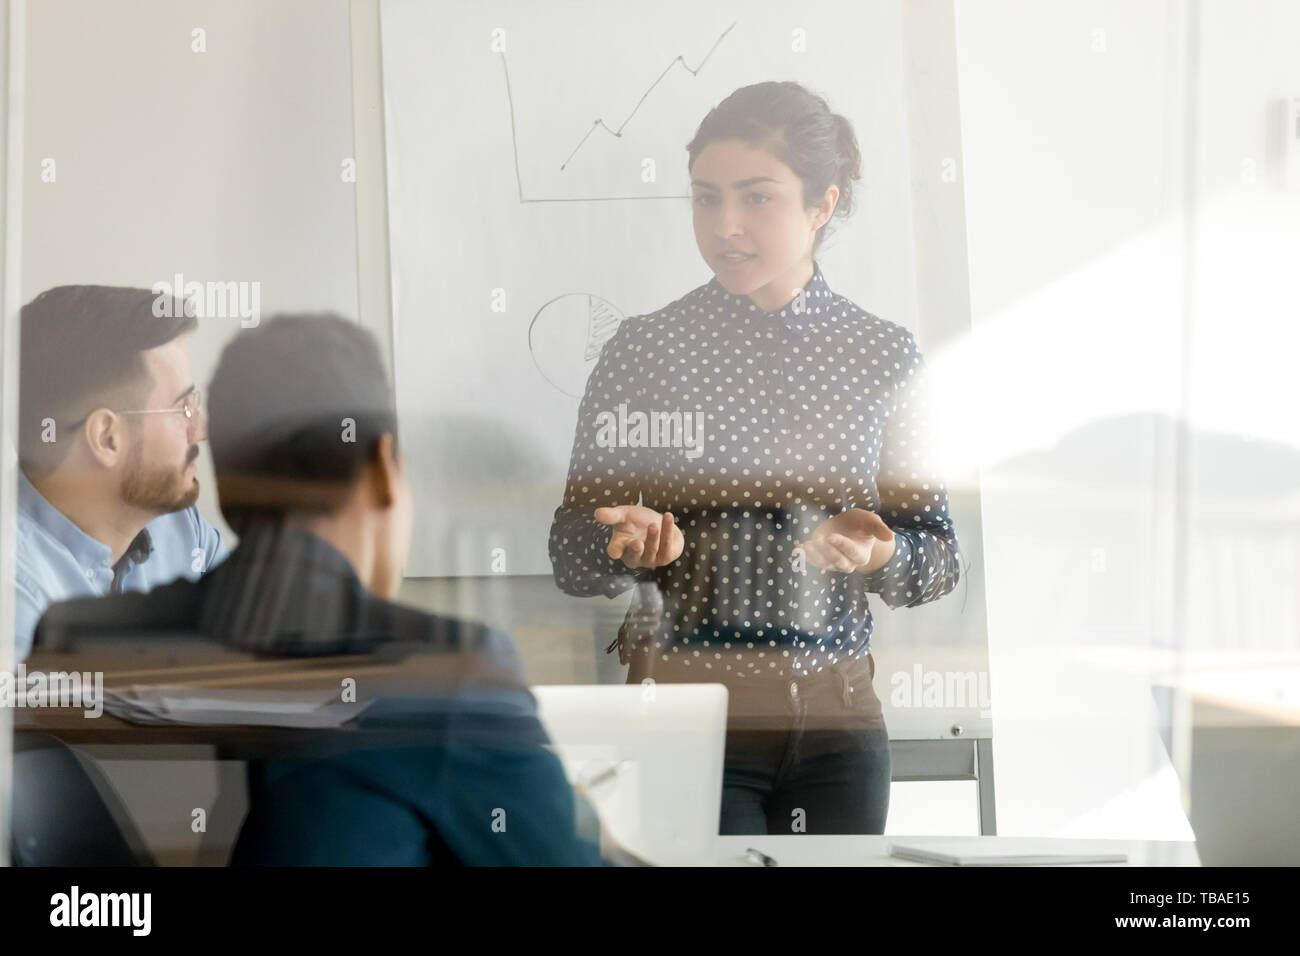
[12,468,228,660]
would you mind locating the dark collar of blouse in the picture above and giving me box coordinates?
[702,260,838,339]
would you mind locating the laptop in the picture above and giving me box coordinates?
[532,683,728,866]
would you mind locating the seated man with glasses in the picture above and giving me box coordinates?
[13,285,227,660]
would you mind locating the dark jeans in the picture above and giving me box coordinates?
[627,652,891,836]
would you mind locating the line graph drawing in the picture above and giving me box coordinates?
[559,20,737,172]
[498,20,738,203]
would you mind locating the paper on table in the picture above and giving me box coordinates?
[103,685,371,728]
[887,841,1127,866]
[158,692,329,714]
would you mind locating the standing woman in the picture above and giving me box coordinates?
[549,82,961,835]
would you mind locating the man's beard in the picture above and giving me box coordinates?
[121,443,201,514]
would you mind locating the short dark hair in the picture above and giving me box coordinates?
[686,81,862,253]
[207,314,397,535]
[18,285,197,472]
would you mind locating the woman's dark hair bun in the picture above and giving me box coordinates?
[830,112,862,220]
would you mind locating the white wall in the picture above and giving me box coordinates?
[14,0,364,863]
[21,0,363,540]
[950,0,1300,839]
[0,0,21,870]
[1182,0,1300,653]
[951,0,1191,838]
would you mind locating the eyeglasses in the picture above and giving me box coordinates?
[119,390,202,422]
[67,390,203,431]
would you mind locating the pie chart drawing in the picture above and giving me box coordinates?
[528,292,628,398]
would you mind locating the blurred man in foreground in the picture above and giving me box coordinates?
[37,314,618,866]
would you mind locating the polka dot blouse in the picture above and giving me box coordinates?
[548,262,961,679]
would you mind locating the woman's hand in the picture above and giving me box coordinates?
[594,505,685,569]
[796,508,896,574]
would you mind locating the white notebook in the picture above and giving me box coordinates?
[888,841,1127,866]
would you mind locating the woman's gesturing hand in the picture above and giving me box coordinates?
[594,505,685,569]
[796,508,896,574]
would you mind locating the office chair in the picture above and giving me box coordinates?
[10,732,155,866]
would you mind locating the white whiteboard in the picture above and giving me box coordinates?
[380,0,921,576]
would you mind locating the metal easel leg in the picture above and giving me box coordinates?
[976,738,997,835]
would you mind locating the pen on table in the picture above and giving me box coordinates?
[746,847,778,867]
[582,759,631,789]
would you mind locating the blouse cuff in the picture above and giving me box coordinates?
[859,529,913,593]
[593,521,652,587]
